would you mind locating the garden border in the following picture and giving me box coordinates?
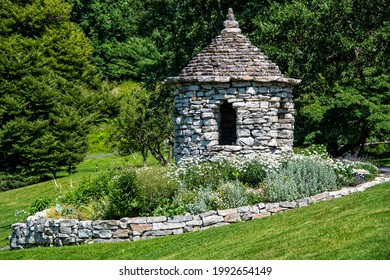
[9,175,390,250]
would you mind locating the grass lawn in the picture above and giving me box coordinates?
[377,157,390,167]
[1,182,389,260]
[0,153,160,248]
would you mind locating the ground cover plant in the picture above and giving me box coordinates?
[1,181,389,260]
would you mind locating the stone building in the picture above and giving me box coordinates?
[165,9,301,163]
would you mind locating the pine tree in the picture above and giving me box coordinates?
[0,0,115,189]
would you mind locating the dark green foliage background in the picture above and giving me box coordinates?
[0,0,118,189]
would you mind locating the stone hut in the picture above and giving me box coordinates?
[165,9,301,164]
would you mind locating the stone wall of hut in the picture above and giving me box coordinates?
[173,81,294,163]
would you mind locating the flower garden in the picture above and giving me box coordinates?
[27,145,379,222]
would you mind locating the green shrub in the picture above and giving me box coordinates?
[151,198,186,217]
[266,157,338,202]
[0,172,40,191]
[134,167,179,216]
[29,197,54,214]
[238,160,266,188]
[60,170,115,206]
[106,169,138,219]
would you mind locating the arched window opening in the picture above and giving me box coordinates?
[219,101,237,145]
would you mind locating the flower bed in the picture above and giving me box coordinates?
[10,174,390,249]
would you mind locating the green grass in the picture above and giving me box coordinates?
[0,153,160,248]
[1,182,389,260]
[376,158,390,167]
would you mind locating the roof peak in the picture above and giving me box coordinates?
[164,8,301,86]
[222,8,241,34]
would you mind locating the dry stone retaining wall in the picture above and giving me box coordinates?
[9,175,390,250]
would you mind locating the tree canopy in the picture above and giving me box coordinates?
[0,0,117,189]
[250,0,390,156]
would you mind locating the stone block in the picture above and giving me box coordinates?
[240,212,253,221]
[130,223,152,233]
[268,139,278,147]
[237,129,251,137]
[152,230,173,237]
[78,221,92,229]
[223,145,242,152]
[202,215,224,226]
[312,192,329,201]
[279,202,297,209]
[202,112,214,119]
[59,219,77,227]
[237,206,250,213]
[249,205,260,213]
[93,230,112,239]
[147,216,167,223]
[257,203,266,209]
[269,207,285,214]
[329,190,342,197]
[203,119,217,126]
[237,137,254,146]
[59,226,72,235]
[217,208,237,216]
[152,222,185,230]
[265,203,279,211]
[200,210,217,217]
[167,215,193,223]
[224,213,241,223]
[204,132,219,141]
[78,229,92,239]
[246,87,256,95]
[245,102,259,108]
[113,229,131,239]
[186,220,203,227]
[105,220,118,230]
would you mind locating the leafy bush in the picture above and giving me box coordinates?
[29,197,54,214]
[266,157,338,202]
[106,169,138,219]
[134,167,179,216]
[60,170,115,206]
[0,172,40,192]
[238,160,266,188]
[151,198,186,217]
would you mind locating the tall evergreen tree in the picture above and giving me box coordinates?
[0,0,116,189]
[66,0,162,82]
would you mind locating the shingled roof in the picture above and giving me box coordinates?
[165,8,301,86]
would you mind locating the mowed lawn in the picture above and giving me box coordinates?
[1,182,389,260]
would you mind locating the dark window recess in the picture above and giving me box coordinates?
[219,101,237,145]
